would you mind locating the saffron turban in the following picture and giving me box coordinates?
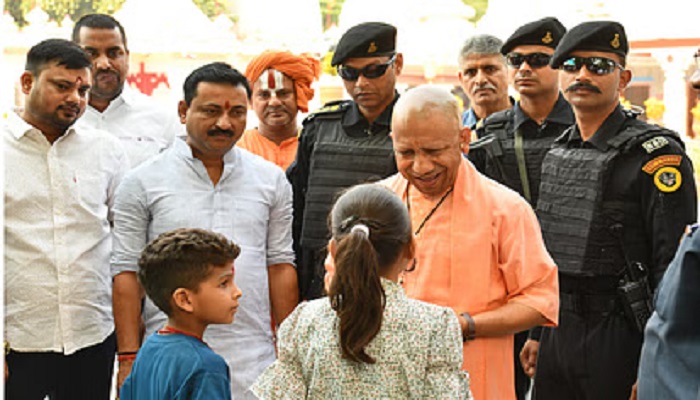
[245,51,321,113]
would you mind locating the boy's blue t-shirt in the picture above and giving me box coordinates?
[121,332,231,400]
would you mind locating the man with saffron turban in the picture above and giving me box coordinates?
[239,51,320,170]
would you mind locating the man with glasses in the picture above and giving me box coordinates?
[287,22,402,300]
[457,34,512,132]
[467,16,572,400]
[534,21,697,399]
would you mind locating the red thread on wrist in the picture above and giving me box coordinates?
[117,353,137,362]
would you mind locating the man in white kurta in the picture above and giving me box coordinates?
[4,38,128,399]
[111,62,298,399]
[72,13,179,168]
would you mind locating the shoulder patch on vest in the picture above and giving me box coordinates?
[641,136,669,154]
[310,100,350,115]
[314,104,342,113]
[303,100,350,125]
[642,154,682,174]
[653,166,682,192]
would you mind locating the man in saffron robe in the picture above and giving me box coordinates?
[238,51,320,170]
[383,85,559,400]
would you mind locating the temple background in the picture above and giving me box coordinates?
[1,0,698,138]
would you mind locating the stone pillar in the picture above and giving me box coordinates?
[652,49,693,136]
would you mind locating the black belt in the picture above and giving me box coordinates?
[560,292,620,315]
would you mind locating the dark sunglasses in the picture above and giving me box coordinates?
[560,56,624,75]
[506,52,552,69]
[337,54,397,81]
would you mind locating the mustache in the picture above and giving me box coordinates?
[95,70,119,78]
[472,82,497,94]
[265,107,288,115]
[58,104,81,114]
[566,82,602,93]
[207,128,235,137]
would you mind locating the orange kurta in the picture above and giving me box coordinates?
[381,158,559,400]
[236,128,298,170]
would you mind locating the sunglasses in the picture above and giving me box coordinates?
[337,54,397,81]
[560,56,624,75]
[506,52,552,69]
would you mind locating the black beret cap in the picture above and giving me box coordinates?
[551,20,629,68]
[331,22,397,67]
[501,17,566,55]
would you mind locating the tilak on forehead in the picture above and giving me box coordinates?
[257,69,285,92]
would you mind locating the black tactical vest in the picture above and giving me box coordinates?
[469,110,515,184]
[537,119,680,276]
[300,109,396,249]
[473,109,563,204]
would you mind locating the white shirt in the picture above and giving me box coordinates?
[3,112,128,355]
[76,85,181,168]
[111,139,295,400]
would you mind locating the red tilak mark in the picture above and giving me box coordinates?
[267,70,276,90]
[224,100,231,109]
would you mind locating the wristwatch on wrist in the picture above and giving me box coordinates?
[461,312,476,342]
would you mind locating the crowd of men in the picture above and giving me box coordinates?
[3,11,700,400]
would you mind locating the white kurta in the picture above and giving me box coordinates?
[111,138,295,399]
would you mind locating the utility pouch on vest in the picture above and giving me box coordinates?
[470,134,507,180]
[617,261,653,333]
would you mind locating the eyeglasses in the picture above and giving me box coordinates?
[560,56,624,75]
[337,55,397,81]
[506,52,552,69]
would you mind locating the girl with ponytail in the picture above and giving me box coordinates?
[253,183,472,399]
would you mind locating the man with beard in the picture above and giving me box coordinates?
[534,22,697,400]
[633,48,700,400]
[288,22,402,300]
[238,50,320,170]
[3,39,128,399]
[111,62,297,399]
[467,17,572,400]
[72,14,179,168]
[458,34,513,132]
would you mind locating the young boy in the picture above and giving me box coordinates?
[120,228,243,399]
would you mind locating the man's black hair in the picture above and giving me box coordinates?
[72,13,128,50]
[183,62,252,105]
[25,39,92,76]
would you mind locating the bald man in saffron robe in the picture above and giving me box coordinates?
[239,51,320,170]
[327,85,559,400]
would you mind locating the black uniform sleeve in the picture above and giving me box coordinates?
[286,120,317,263]
[635,136,697,287]
[528,326,543,341]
